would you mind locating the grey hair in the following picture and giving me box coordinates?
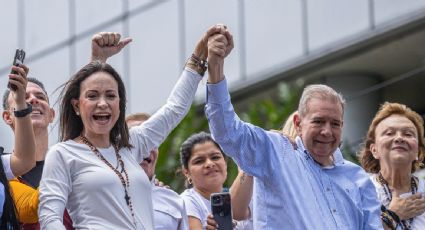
[298,84,345,118]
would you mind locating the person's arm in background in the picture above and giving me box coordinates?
[230,168,253,221]
[128,26,212,158]
[8,64,36,177]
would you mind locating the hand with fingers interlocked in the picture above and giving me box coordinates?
[207,24,234,84]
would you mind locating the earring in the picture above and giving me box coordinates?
[188,178,192,185]
[76,111,80,116]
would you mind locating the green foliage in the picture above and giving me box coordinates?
[155,82,302,193]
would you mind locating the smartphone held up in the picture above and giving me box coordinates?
[8,48,26,91]
[211,192,233,230]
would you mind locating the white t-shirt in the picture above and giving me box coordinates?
[40,140,153,229]
[151,178,188,230]
[38,69,202,230]
[181,188,253,230]
[371,174,425,230]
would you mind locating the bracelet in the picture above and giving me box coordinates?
[381,205,398,229]
[13,102,32,118]
[386,209,400,223]
[381,211,397,229]
[185,53,208,76]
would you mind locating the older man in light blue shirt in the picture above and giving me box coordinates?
[204,27,382,229]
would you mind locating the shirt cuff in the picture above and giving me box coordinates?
[2,154,15,180]
[184,67,203,80]
[206,78,230,104]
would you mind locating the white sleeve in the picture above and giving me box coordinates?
[2,154,15,180]
[38,146,71,230]
[130,69,202,162]
[181,193,206,225]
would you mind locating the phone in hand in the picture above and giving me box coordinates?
[8,49,26,91]
[211,192,233,230]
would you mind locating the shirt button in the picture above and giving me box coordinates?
[332,209,336,213]
[326,188,330,191]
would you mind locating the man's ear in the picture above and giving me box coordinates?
[294,113,301,135]
[2,110,14,127]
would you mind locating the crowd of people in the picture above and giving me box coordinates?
[0,24,424,230]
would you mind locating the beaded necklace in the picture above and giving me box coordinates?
[377,172,418,229]
[79,135,136,227]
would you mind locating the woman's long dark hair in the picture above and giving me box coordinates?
[0,147,20,229]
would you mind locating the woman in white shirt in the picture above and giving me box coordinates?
[38,26,224,230]
[180,132,252,230]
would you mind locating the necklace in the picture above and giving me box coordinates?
[377,172,418,229]
[79,135,136,227]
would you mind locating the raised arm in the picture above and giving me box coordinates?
[230,168,253,221]
[129,25,226,161]
[205,27,292,179]
[90,32,132,63]
[7,64,36,177]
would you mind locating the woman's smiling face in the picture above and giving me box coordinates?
[72,71,120,140]
[371,114,419,168]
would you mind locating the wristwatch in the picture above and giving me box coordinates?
[14,103,33,118]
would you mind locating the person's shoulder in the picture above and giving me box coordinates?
[338,160,372,179]
[180,188,194,197]
[48,140,83,158]
[154,186,181,198]
[153,187,185,211]
[180,188,202,204]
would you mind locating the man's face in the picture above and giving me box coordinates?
[5,82,54,130]
[295,98,343,165]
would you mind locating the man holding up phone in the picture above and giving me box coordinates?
[2,71,71,229]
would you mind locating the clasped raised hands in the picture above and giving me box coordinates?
[206,24,234,84]
[91,32,132,63]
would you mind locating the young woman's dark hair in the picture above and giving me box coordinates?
[58,61,131,149]
[0,147,20,229]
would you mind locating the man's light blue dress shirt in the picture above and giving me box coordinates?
[205,79,382,230]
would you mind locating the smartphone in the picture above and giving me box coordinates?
[8,49,26,91]
[211,192,233,230]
